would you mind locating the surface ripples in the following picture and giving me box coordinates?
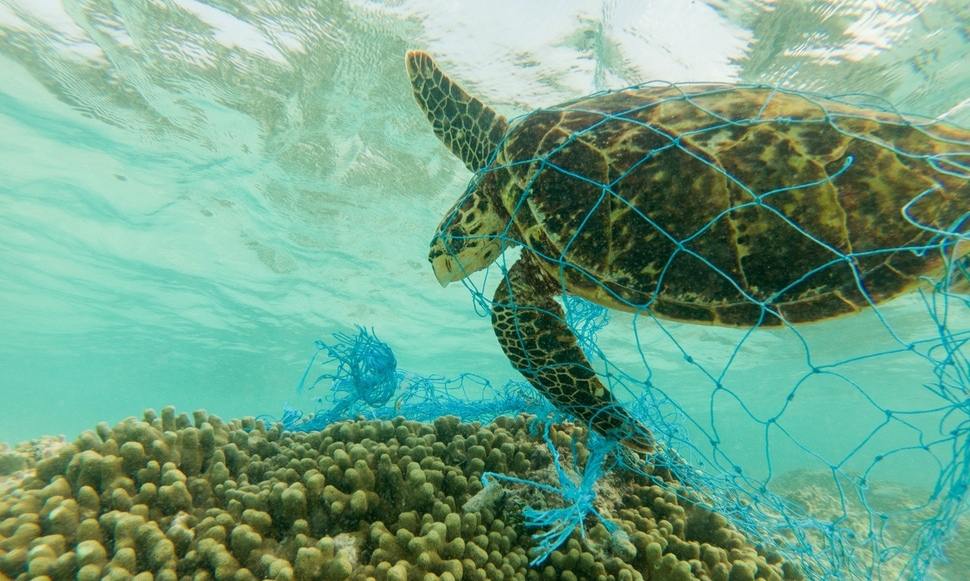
[0,0,967,445]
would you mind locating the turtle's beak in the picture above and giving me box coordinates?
[431,254,462,287]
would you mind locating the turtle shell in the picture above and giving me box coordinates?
[487,84,969,325]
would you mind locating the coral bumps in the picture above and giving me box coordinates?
[0,408,800,580]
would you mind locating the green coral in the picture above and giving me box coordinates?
[0,410,801,580]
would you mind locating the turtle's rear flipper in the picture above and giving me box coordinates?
[491,252,654,453]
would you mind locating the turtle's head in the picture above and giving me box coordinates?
[406,50,512,286]
[429,178,507,286]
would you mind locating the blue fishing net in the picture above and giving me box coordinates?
[270,327,552,431]
[275,83,968,580]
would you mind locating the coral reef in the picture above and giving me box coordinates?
[0,445,25,479]
[0,436,69,496]
[0,408,800,580]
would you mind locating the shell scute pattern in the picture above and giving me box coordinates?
[491,85,968,325]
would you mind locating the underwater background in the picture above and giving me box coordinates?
[1,1,969,579]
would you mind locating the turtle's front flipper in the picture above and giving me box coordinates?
[491,252,654,452]
[405,51,508,173]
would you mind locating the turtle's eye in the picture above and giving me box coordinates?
[441,230,467,254]
[430,228,466,259]
[451,236,467,253]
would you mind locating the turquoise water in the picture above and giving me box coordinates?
[1,0,965,443]
[2,0,968,470]
[1,1,969,577]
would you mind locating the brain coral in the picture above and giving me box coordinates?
[0,407,802,580]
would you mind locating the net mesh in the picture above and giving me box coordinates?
[272,327,550,432]
[278,83,969,580]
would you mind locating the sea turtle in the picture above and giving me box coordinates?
[405,51,969,452]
